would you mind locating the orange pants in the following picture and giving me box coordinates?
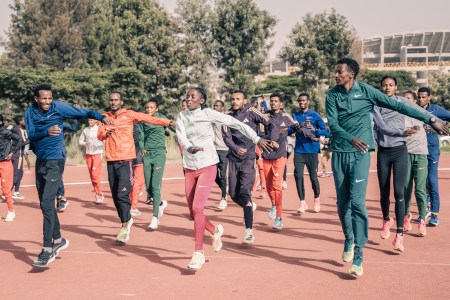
[86,154,103,195]
[0,160,14,211]
[263,157,287,218]
[252,146,266,192]
[130,164,144,209]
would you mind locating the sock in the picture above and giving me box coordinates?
[54,238,62,244]
[43,247,52,253]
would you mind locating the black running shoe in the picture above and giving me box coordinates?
[32,249,55,267]
[58,199,69,211]
[145,196,153,205]
[52,238,70,257]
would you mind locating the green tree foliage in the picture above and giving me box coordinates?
[280,9,354,86]
[359,69,418,92]
[429,70,450,109]
[255,76,304,113]
[212,0,276,93]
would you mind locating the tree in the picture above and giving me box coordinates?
[429,70,450,109]
[255,76,305,113]
[5,0,96,69]
[280,9,354,87]
[212,0,276,94]
[359,69,418,92]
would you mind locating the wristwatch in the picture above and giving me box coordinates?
[429,117,437,124]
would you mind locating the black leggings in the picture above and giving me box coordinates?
[377,144,408,233]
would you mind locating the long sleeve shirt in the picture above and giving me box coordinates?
[11,125,29,159]
[222,104,275,162]
[25,101,104,160]
[0,126,22,161]
[261,110,297,160]
[79,125,103,155]
[290,109,329,154]
[97,108,171,162]
[325,81,433,153]
[373,96,432,148]
[139,112,170,153]
[423,103,450,151]
[176,107,260,170]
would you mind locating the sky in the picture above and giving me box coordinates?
[1,0,449,58]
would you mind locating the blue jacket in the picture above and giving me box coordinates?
[424,103,450,153]
[289,109,329,154]
[25,101,104,160]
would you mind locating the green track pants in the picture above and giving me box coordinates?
[143,151,166,217]
[404,154,428,220]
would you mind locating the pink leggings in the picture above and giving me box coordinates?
[184,165,217,250]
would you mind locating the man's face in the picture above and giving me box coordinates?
[88,119,97,127]
[335,64,353,86]
[298,96,310,111]
[381,78,397,97]
[145,101,158,116]
[109,93,123,112]
[230,93,246,111]
[404,93,416,104]
[35,90,53,112]
[417,92,430,108]
[213,101,224,112]
[185,90,202,110]
[270,96,282,111]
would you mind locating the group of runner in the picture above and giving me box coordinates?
[1,57,449,277]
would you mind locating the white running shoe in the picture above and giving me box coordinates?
[148,216,160,230]
[95,194,104,204]
[12,192,25,200]
[242,228,255,244]
[217,198,227,210]
[212,224,224,252]
[281,181,288,190]
[130,208,142,217]
[5,211,15,222]
[252,202,257,212]
[297,201,308,213]
[187,251,205,270]
[158,200,168,217]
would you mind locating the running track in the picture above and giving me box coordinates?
[1,154,450,299]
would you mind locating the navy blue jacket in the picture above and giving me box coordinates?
[25,101,104,160]
[222,104,277,162]
[262,110,299,160]
[424,103,450,153]
[289,109,329,154]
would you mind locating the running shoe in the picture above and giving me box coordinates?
[428,214,439,226]
[116,227,130,244]
[57,198,69,212]
[349,256,363,276]
[256,183,261,191]
[252,201,257,212]
[297,201,308,213]
[187,251,205,270]
[392,233,404,252]
[426,208,431,219]
[242,228,255,244]
[52,238,69,257]
[418,219,427,237]
[272,217,283,230]
[145,195,153,205]
[380,218,394,239]
[342,242,355,262]
[313,198,320,213]
[403,213,412,231]
[32,249,55,267]
[268,205,276,219]
[12,192,25,200]
[130,208,141,217]
[148,216,160,230]
[95,194,104,204]
[212,224,224,252]
[217,198,227,210]
[158,200,168,217]
[281,181,288,190]
[4,211,15,222]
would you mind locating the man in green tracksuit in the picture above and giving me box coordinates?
[140,100,174,230]
[326,57,448,277]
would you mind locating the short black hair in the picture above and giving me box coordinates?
[298,92,310,100]
[232,89,247,99]
[337,57,360,79]
[403,90,417,100]
[33,84,52,98]
[418,87,431,96]
[270,92,284,102]
[380,75,398,86]
[190,87,207,102]
[147,99,159,108]
[214,100,225,107]
[13,115,23,125]
[109,91,123,100]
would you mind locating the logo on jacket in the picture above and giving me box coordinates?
[280,122,286,127]
[243,118,249,123]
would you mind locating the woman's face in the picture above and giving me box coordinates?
[381,78,397,97]
[185,89,203,110]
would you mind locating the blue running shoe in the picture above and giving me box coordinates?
[268,205,276,220]
[428,215,439,226]
[272,217,283,229]
[349,255,363,276]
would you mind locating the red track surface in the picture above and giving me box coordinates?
[1,154,450,299]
